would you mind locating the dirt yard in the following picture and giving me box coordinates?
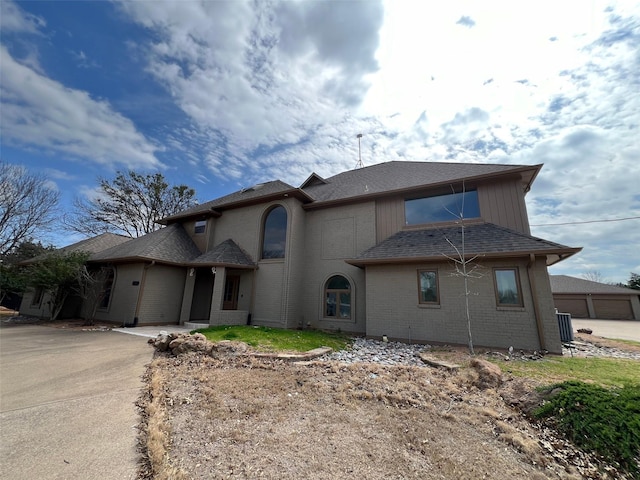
[138,337,634,480]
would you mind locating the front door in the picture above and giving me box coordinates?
[190,268,214,321]
[223,275,240,310]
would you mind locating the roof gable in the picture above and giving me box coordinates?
[191,239,255,268]
[299,172,328,189]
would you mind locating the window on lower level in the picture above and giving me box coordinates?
[325,275,351,319]
[493,268,523,307]
[31,287,44,307]
[418,270,439,304]
[98,268,115,310]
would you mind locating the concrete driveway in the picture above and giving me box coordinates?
[0,324,153,479]
[572,319,640,342]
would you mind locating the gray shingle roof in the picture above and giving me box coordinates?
[161,161,541,222]
[550,275,640,295]
[161,180,310,223]
[348,223,580,267]
[302,161,540,204]
[191,239,255,268]
[20,233,131,264]
[89,224,201,265]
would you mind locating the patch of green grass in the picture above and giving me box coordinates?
[492,356,640,388]
[192,325,351,353]
[534,381,640,475]
[611,338,640,348]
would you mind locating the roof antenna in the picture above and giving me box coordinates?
[355,133,364,169]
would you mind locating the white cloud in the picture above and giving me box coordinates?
[116,0,384,181]
[0,46,162,170]
[110,0,638,282]
[0,0,45,34]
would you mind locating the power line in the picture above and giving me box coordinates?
[531,215,640,227]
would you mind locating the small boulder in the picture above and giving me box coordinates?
[577,328,592,334]
[149,332,174,351]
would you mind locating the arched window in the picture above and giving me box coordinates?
[325,275,351,319]
[261,206,287,259]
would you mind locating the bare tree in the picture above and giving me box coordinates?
[581,270,605,283]
[75,265,112,326]
[441,182,483,356]
[0,162,60,257]
[65,171,197,238]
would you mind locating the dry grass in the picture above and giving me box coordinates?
[138,359,190,480]
[137,331,640,480]
[139,352,624,480]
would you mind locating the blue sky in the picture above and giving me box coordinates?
[1,0,639,284]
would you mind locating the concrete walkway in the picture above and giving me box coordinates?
[0,324,153,479]
[572,319,640,342]
[112,325,192,338]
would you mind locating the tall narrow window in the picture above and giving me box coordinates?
[325,275,351,319]
[418,270,439,304]
[31,287,44,307]
[99,268,115,310]
[494,268,523,307]
[261,206,287,259]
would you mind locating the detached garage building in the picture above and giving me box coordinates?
[550,275,640,320]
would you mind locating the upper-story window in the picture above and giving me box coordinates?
[261,206,287,259]
[405,190,480,225]
[194,220,206,234]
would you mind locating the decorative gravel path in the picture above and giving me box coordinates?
[318,336,640,367]
[319,337,428,366]
[562,340,640,360]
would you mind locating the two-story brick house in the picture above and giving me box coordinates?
[20,161,581,352]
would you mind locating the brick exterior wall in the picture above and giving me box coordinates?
[299,202,376,333]
[364,257,562,353]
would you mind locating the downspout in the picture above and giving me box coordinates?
[131,260,156,327]
[526,254,546,351]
